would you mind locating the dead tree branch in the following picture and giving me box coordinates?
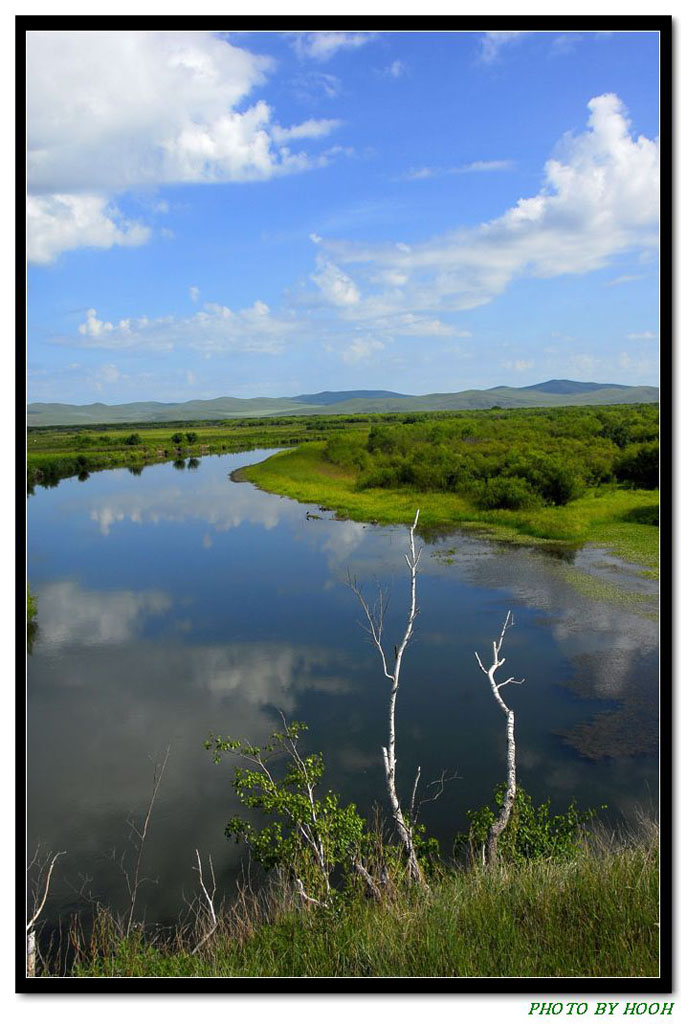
[190,850,218,955]
[475,610,525,866]
[27,849,65,977]
[349,509,426,886]
[125,744,170,936]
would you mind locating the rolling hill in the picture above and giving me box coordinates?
[26,381,659,427]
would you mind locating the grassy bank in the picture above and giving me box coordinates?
[63,829,658,978]
[241,444,659,573]
[26,416,342,490]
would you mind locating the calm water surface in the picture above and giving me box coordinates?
[27,450,658,927]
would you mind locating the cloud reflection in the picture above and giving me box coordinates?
[35,579,171,649]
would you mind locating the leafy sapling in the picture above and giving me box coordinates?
[207,719,366,906]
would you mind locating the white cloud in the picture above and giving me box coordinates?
[311,260,360,307]
[271,118,341,144]
[317,94,658,317]
[366,313,459,337]
[72,299,294,356]
[27,31,343,262]
[607,274,643,286]
[340,337,385,364]
[550,34,584,57]
[189,285,200,303]
[292,71,342,100]
[94,363,123,389]
[460,159,514,173]
[626,331,657,340]
[384,59,406,78]
[479,32,530,63]
[618,351,656,376]
[27,193,151,264]
[402,159,514,181]
[44,92,658,373]
[291,32,376,62]
[503,358,535,373]
[79,308,113,338]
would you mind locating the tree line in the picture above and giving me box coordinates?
[323,404,659,510]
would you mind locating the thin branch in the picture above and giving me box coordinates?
[294,877,327,907]
[190,850,218,955]
[125,744,171,936]
[27,851,65,931]
[409,765,422,825]
[418,769,461,810]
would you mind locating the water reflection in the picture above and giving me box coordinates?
[36,580,171,649]
[27,450,659,926]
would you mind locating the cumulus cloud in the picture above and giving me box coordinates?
[71,299,294,356]
[47,92,658,367]
[311,260,361,307]
[316,94,658,317]
[27,193,151,264]
[189,286,200,303]
[291,32,376,62]
[27,31,342,262]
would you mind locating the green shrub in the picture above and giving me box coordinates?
[324,434,370,471]
[455,786,604,864]
[478,476,538,510]
[207,721,367,902]
[614,442,659,489]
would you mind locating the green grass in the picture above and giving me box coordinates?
[242,444,659,571]
[66,829,658,978]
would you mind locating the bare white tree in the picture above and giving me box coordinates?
[191,849,218,955]
[26,848,65,977]
[349,509,426,886]
[475,610,525,866]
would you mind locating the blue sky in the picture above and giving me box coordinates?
[26,29,660,404]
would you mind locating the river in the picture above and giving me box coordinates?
[26,449,659,929]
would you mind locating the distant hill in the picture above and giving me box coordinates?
[292,390,408,405]
[519,379,632,395]
[26,381,659,427]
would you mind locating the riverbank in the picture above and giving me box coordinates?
[26,417,328,490]
[57,827,658,978]
[240,444,659,575]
